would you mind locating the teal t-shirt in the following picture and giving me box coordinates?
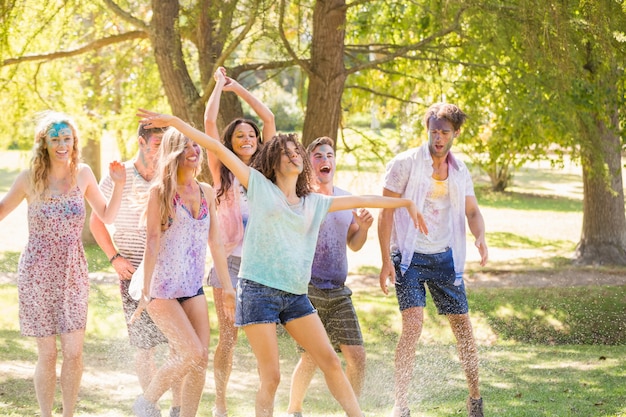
[238,169,332,294]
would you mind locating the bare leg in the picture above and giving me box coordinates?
[179,296,210,417]
[243,323,281,417]
[135,347,157,391]
[143,298,208,411]
[287,352,317,414]
[285,314,362,417]
[340,344,366,398]
[34,336,58,417]
[212,287,238,415]
[393,307,423,413]
[59,330,85,417]
[447,314,481,399]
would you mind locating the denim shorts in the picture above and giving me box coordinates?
[393,248,469,315]
[176,286,204,304]
[207,255,240,289]
[235,279,316,327]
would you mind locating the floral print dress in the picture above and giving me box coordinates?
[17,186,89,337]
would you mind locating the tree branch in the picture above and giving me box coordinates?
[279,0,312,77]
[345,6,467,75]
[101,0,148,31]
[2,31,149,67]
[345,84,421,104]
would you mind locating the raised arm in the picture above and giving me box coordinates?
[81,162,125,224]
[204,68,227,186]
[346,208,373,252]
[223,74,276,141]
[137,109,251,188]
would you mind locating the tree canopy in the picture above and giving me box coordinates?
[1,0,625,265]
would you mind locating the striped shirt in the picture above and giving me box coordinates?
[99,161,150,268]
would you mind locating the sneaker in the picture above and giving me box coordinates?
[132,395,161,417]
[287,413,303,417]
[467,397,484,417]
[212,407,228,417]
[169,406,181,417]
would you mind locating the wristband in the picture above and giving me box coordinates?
[109,253,122,263]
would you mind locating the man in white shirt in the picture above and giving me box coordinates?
[379,103,488,417]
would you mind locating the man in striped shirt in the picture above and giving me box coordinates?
[89,124,182,417]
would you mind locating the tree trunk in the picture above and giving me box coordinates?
[150,0,201,125]
[575,109,626,265]
[301,0,347,147]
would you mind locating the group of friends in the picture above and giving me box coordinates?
[0,67,488,417]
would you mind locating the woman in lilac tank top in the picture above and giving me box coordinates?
[130,128,235,417]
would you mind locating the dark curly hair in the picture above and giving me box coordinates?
[216,118,262,201]
[250,133,313,198]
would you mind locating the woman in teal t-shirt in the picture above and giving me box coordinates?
[137,109,427,417]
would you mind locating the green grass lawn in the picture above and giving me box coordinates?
[1,282,625,416]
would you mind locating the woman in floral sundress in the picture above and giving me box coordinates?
[0,111,125,417]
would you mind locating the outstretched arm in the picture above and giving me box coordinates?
[329,194,427,234]
[137,109,251,189]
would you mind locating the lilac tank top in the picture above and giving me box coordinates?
[150,190,210,299]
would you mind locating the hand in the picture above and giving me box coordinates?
[108,160,126,185]
[129,294,149,325]
[408,201,428,235]
[352,208,373,230]
[475,236,489,266]
[112,255,136,281]
[221,289,236,323]
[379,261,396,295]
[136,109,176,128]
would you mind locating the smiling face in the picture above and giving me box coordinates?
[45,122,75,162]
[230,122,259,163]
[309,143,335,186]
[178,138,202,170]
[427,116,458,159]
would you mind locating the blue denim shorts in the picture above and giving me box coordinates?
[235,279,316,327]
[393,248,468,315]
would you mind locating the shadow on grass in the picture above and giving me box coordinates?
[471,286,626,345]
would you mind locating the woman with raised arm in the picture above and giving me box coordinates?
[137,109,428,417]
[130,128,235,417]
[204,67,275,417]
[0,111,125,417]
